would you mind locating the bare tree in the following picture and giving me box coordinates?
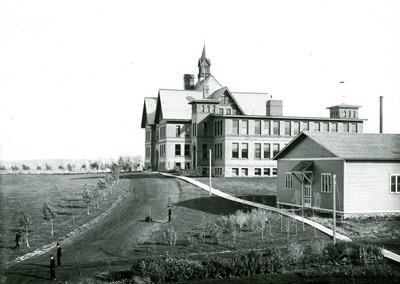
[42,202,57,236]
[36,165,42,170]
[19,211,32,249]
[97,178,107,201]
[45,163,52,171]
[22,164,30,170]
[82,184,95,215]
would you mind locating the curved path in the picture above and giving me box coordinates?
[4,172,180,283]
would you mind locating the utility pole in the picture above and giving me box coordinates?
[333,174,337,245]
[209,149,212,196]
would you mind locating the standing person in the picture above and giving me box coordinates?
[56,243,62,268]
[49,255,56,280]
[14,231,22,250]
[168,205,172,222]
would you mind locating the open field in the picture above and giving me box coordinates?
[0,173,131,268]
[2,173,399,283]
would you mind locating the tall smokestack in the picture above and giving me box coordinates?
[380,96,383,133]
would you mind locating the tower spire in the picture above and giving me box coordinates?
[198,43,211,81]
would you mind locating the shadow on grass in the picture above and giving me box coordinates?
[236,195,276,207]
[70,172,174,181]
[175,196,253,216]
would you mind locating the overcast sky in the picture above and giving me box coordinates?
[1,0,399,161]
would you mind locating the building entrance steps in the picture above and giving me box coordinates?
[161,172,400,264]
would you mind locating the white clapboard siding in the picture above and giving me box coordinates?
[345,162,400,213]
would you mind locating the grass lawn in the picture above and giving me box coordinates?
[131,179,331,258]
[194,177,277,206]
[0,173,131,267]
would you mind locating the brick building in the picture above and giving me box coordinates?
[141,46,365,177]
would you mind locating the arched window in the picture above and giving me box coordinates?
[201,105,204,112]
[353,111,356,117]
[212,106,216,113]
[343,111,346,117]
[348,111,351,118]
[206,105,210,113]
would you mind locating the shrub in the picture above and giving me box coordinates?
[286,241,304,265]
[162,226,177,246]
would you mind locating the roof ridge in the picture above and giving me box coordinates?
[159,88,202,92]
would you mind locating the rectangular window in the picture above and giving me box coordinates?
[284,121,291,135]
[219,121,223,135]
[303,122,309,131]
[240,120,248,135]
[314,122,320,132]
[146,130,151,141]
[241,143,248,159]
[293,122,300,136]
[175,144,181,156]
[322,122,328,132]
[145,146,150,158]
[203,144,208,159]
[272,143,280,157]
[390,174,400,193]
[232,143,239,159]
[331,123,337,132]
[255,168,261,176]
[255,120,261,135]
[203,122,207,136]
[185,144,190,156]
[285,173,293,189]
[351,123,357,133]
[263,168,271,176]
[224,96,229,104]
[272,168,277,176]
[176,125,180,137]
[321,173,332,193]
[232,168,239,176]
[343,123,349,132]
[192,123,197,137]
[263,143,271,159]
[241,168,248,176]
[232,120,239,134]
[272,121,279,135]
[185,125,190,137]
[254,143,261,159]
[226,108,231,115]
[263,120,270,135]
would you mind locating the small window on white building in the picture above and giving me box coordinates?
[285,172,293,189]
[321,173,332,193]
[390,174,400,193]
[255,168,261,176]
[241,168,248,176]
[232,168,239,176]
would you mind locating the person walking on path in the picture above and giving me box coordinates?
[56,243,62,268]
[14,232,22,250]
[168,205,172,222]
[49,255,56,280]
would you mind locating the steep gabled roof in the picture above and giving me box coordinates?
[275,132,400,161]
[230,92,272,115]
[209,87,245,115]
[141,97,157,128]
[194,75,222,94]
[155,89,203,122]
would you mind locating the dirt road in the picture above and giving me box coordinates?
[3,172,181,283]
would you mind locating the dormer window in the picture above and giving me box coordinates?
[206,105,210,113]
[201,105,205,112]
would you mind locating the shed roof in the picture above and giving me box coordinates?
[275,132,400,161]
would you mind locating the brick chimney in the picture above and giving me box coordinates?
[183,74,194,90]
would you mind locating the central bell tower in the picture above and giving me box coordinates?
[198,45,211,81]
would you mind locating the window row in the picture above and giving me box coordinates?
[214,143,223,159]
[175,125,190,137]
[232,143,280,159]
[283,173,335,193]
[232,167,277,177]
[159,144,166,157]
[174,144,190,156]
[214,120,223,136]
[232,120,359,136]
[199,104,235,115]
